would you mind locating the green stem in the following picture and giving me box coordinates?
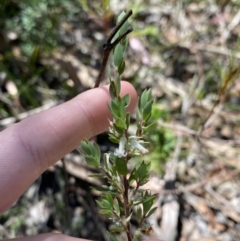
[123,176,132,241]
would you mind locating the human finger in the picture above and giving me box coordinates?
[0,81,137,213]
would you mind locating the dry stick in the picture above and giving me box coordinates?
[94,10,133,88]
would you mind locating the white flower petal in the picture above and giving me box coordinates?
[114,149,127,158]
[130,138,148,154]
[114,136,127,158]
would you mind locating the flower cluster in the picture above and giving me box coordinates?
[114,136,148,158]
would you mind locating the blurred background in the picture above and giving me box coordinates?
[1,0,240,240]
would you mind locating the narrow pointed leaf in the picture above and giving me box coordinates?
[106,193,114,206]
[115,117,126,129]
[109,135,119,144]
[85,155,99,168]
[118,59,125,75]
[142,100,153,121]
[115,157,128,175]
[125,212,133,223]
[122,94,130,107]
[108,232,119,241]
[136,206,142,220]
[114,44,123,67]
[80,140,91,155]
[109,80,116,99]
[113,198,120,216]
[143,122,157,135]
[145,206,158,218]
[109,99,120,118]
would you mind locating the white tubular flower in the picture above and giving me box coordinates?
[114,136,127,158]
[130,138,148,154]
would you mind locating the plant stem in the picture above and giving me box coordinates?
[123,176,132,241]
[94,10,133,88]
[94,48,112,88]
[138,214,146,228]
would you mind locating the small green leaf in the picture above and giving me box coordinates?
[113,198,120,216]
[118,59,125,75]
[109,135,119,144]
[133,199,145,206]
[81,141,101,163]
[106,193,114,206]
[142,100,153,121]
[122,94,130,107]
[145,206,158,218]
[123,38,129,52]
[88,173,106,178]
[109,224,124,233]
[116,74,121,96]
[93,142,101,159]
[138,89,151,110]
[88,143,96,156]
[143,122,157,134]
[85,155,100,168]
[96,199,109,209]
[125,212,133,223]
[136,161,148,180]
[108,232,119,241]
[97,197,113,209]
[80,140,91,155]
[109,80,116,99]
[118,200,125,216]
[115,157,128,175]
[136,206,142,220]
[139,177,149,186]
[118,98,126,118]
[128,170,136,185]
[126,113,130,129]
[117,11,126,24]
[92,186,118,195]
[115,117,126,129]
[102,199,112,209]
[129,161,142,182]
[91,185,109,192]
[103,153,109,167]
[142,195,155,214]
[136,163,150,185]
[114,44,123,67]
[109,99,120,118]
[99,209,112,216]
[113,123,125,135]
